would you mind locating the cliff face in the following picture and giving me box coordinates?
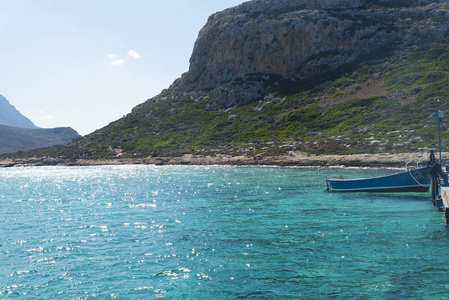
[165,0,449,107]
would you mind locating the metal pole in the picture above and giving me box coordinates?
[438,100,443,166]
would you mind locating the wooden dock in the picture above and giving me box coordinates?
[439,186,449,224]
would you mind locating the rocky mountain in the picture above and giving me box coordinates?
[0,95,80,154]
[165,0,449,107]
[0,94,38,128]
[6,0,449,161]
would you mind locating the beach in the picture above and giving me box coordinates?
[1,151,446,168]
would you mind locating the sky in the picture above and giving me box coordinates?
[0,0,246,135]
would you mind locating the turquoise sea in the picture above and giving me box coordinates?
[1,165,449,299]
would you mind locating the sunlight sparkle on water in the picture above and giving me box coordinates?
[0,165,448,298]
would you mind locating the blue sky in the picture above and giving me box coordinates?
[0,0,245,135]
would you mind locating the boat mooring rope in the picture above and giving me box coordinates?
[408,169,429,188]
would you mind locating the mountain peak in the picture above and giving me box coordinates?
[0,94,38,129]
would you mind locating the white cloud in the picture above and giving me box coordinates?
[110,59,125,66]
[127,49,141,59]
[38,110,53,120]
[39,115,54,120]
[106,50,139,65]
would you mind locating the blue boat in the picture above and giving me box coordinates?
[326,167,430,193]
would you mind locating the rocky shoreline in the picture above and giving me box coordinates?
[1,151,445,169]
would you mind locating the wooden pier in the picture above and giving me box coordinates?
[427,148,449,224]
[438,186,449,224]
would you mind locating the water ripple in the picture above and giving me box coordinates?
[0,165,446,298]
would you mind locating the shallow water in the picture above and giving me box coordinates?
[0,165,448,298]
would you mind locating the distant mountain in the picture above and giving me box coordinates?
[0,94,38,128]
[0,94,80,154]
[0,125,80,154]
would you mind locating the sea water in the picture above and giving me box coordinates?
[1,165,449,299]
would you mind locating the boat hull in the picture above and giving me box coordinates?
[326,167,430,193]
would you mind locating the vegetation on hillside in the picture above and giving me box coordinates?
[6,36,449,160]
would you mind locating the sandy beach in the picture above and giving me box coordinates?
[1,151,446,168]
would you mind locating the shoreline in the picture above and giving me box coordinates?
[1,151,446,168]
